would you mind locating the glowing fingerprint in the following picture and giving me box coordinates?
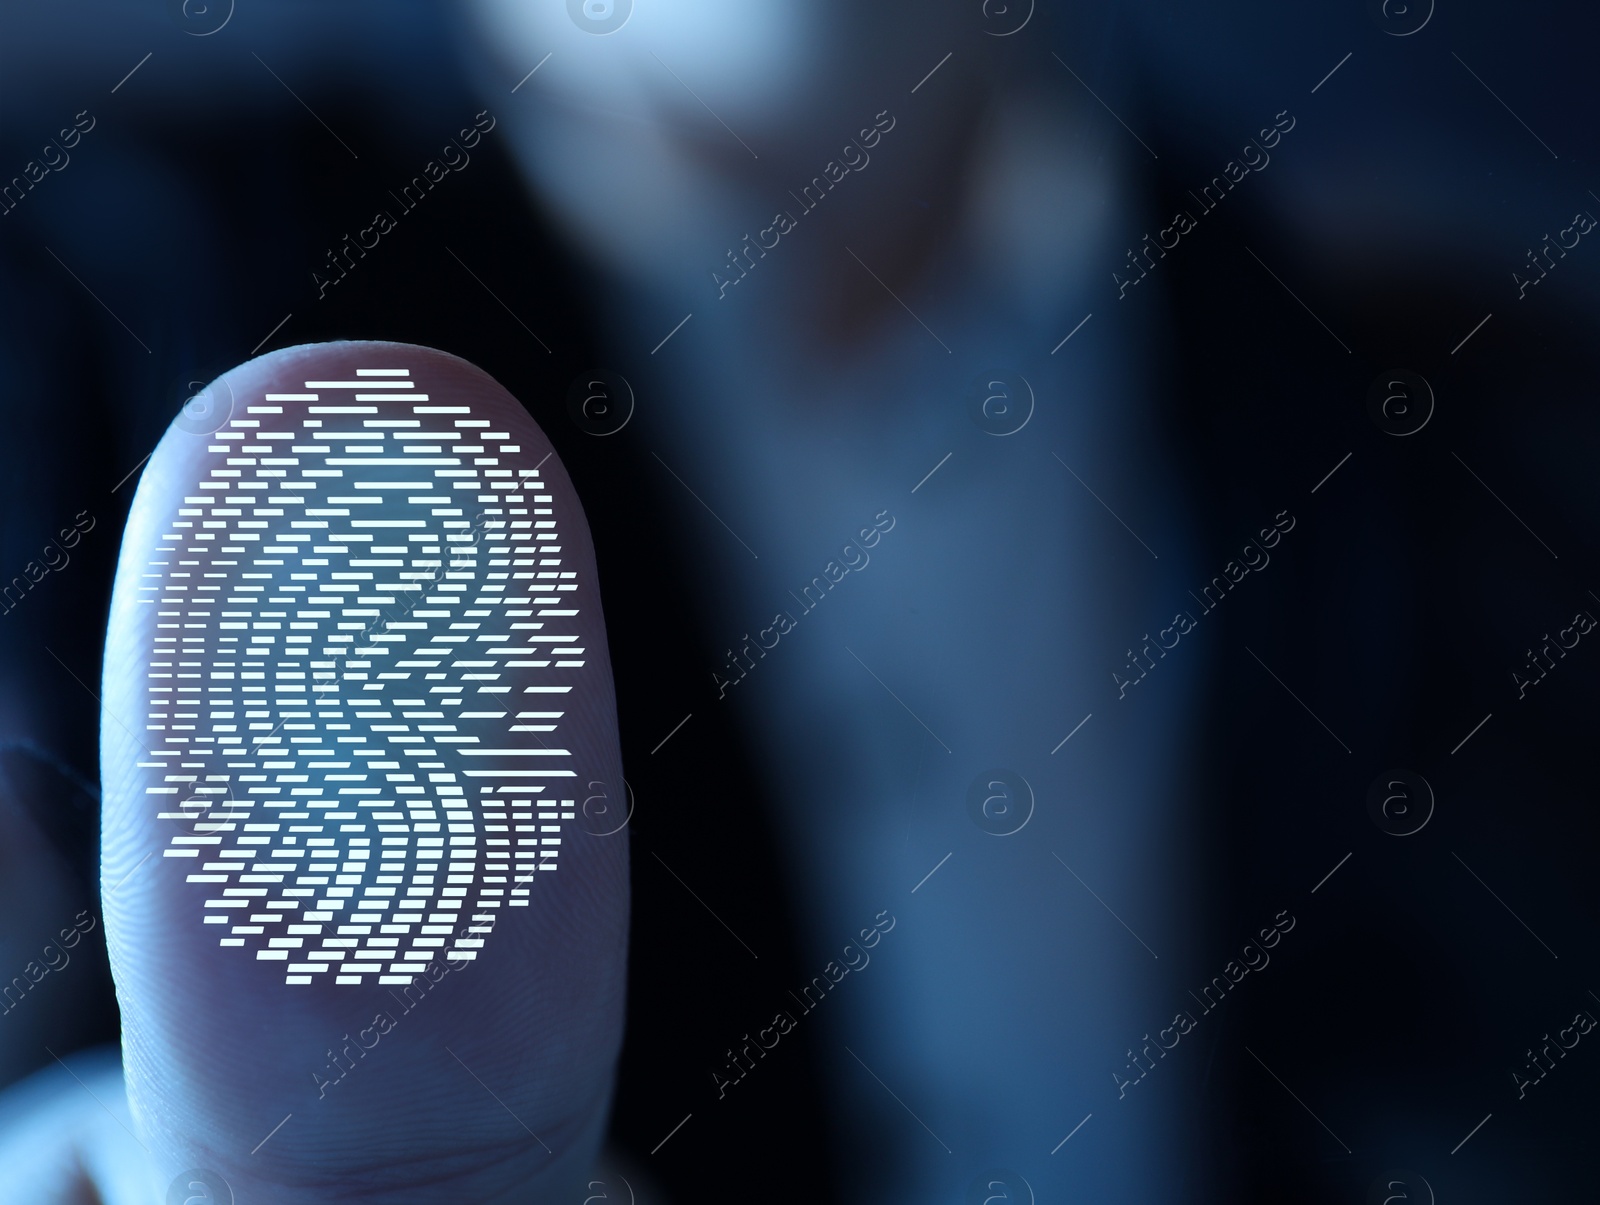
[137,366,583,985]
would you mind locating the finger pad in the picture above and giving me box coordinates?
[99,342,628,1198]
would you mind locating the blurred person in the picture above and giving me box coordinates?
[1,2,1597,1203]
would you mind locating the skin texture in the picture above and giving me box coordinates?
[98,342,628,1203]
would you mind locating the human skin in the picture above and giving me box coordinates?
[95,342,629,1204]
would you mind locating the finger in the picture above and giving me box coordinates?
[99,341,629,1203]
[0,1047,151,1205]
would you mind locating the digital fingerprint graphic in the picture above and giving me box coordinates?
[137,364,583,985]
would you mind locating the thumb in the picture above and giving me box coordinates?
[98,341,629,1203]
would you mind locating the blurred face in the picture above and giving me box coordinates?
[462,0,993,289]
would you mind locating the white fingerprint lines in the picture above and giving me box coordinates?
[139,366,582,984]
